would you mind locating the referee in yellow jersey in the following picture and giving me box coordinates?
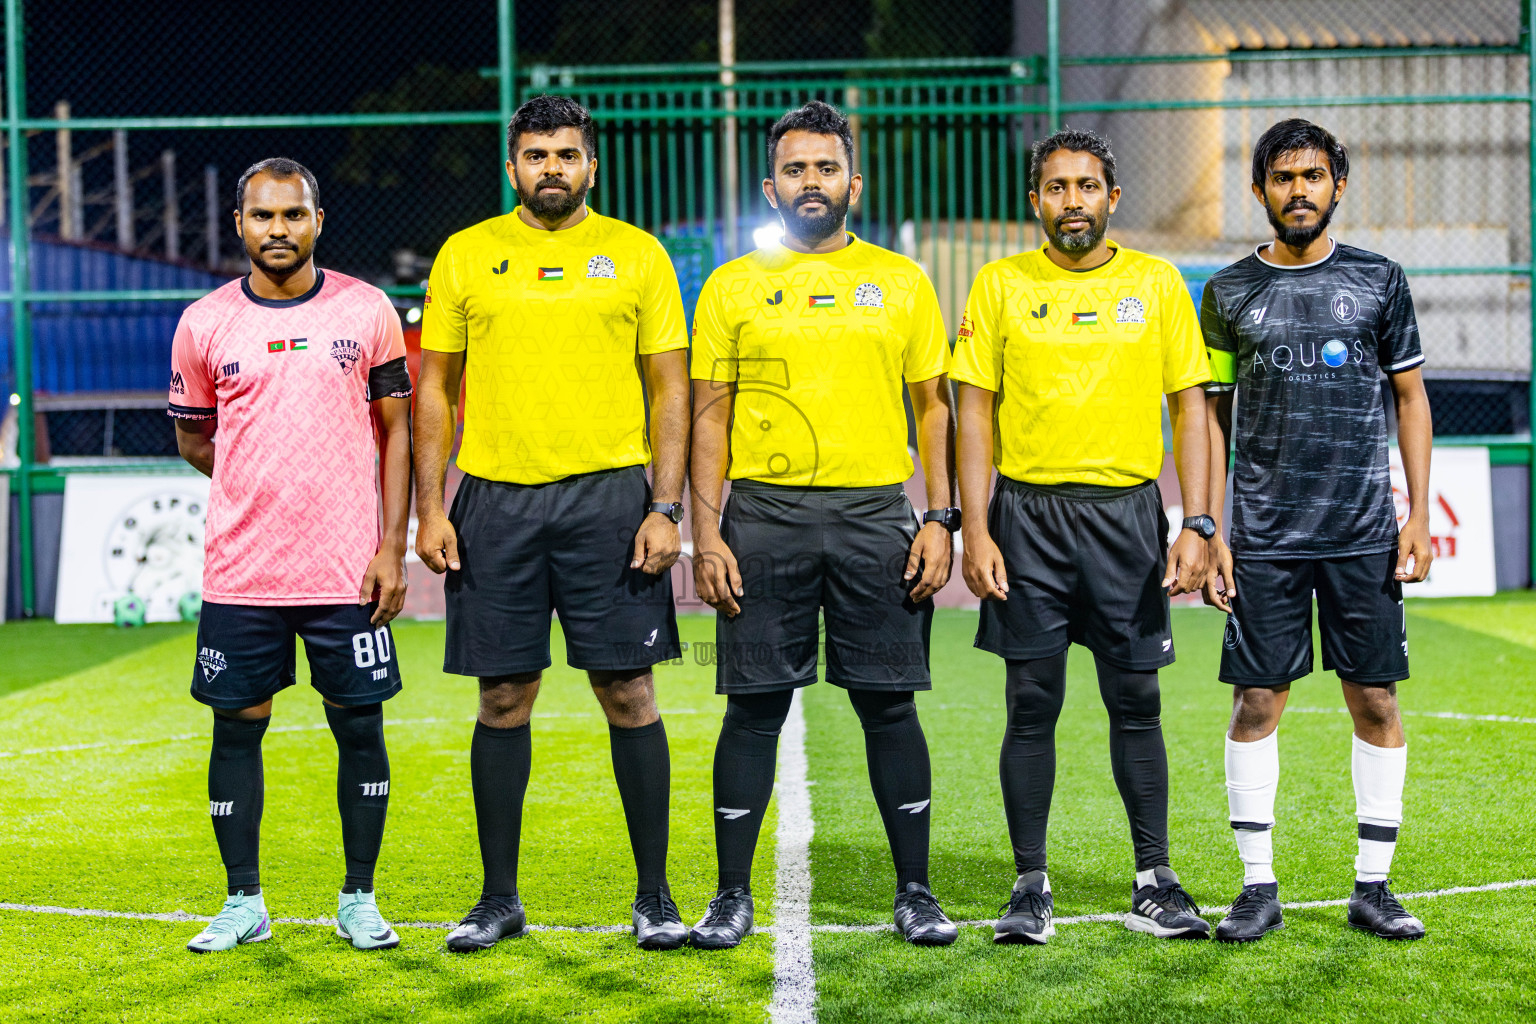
[953,128,1214,944]
[687,101,960,950]
[414,95,692,951]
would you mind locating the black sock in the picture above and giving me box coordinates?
[712,691,793,893]
[326,703,390,893]
[1094,657,1170,871]
[848,689,932,891]
[209,714,269,896]
[472,720,530,898]
[610,718,673,894]
[1000,653,1068,875]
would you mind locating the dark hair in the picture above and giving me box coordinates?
[507,94,597,161]
[234,157,319,212]
[1029,127,1116,194]
[1251,118,1348,188]
[767,100,854,171]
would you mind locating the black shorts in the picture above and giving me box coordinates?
[444,466,682,677]
[975,477,1174,671]
[713,480,932,694]
[190,601,403,710]
[1220,549,1408,687]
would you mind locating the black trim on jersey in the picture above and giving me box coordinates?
[167,403,217,420]
[1064,245,1119,273]
[367,356,414,401]
[240,268,325,309]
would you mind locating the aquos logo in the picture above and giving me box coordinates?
[1252,338,1364,374]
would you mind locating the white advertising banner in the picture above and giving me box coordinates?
[55,474,210,624]
[1389,445,1496,597]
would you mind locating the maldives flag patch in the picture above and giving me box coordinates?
[267,340,286,352]
[808,294,836,308]
[1071,311,1098,326]
[537,267,564,281]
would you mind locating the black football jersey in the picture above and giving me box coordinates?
[1201,241,1424,559]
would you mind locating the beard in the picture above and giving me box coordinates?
[246,237,314,278]
[1265,193,1337,249]
[1044,208,1107,255]
[519,175,589,220]
[774,185,852,246]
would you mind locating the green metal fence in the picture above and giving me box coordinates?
[4,0,1536,616]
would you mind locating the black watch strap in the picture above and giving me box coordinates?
[648,501,684,524]
[923,507,962,533]
[1182,514,1217,539]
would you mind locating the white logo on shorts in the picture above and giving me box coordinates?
[644,628,659,647]
[1223,616,1242,649]
[198,647,227,682]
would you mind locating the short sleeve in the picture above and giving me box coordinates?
[1159,265,1211,394]
[948,264,1004,391]
[366,292,413,401]
[420,241,467,353]
[688,270,738,383]
[1199,283,1237,392]
[167,314,217,419]
[1379,263,1425,374]
[637,240,689,355]
[902,270,950,382]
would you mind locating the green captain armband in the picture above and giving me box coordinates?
[1205,347,1236,389]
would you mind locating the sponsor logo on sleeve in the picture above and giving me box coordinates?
[586,255,617,279]
[169,371,186,394]
[1115,296,1146,324]
[957,315,974,339]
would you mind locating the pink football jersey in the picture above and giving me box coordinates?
[168,270,411,605]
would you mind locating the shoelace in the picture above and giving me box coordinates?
[1360,884,1410,916]
[1148,883,1201,917]
[896,889,948,924]
[635,891,681,925]
[702,887,749,925]
[1225,887,1273,921]
[460,894,519,928]
[202,899,258,938]
[344,898,389,937]
[999,888,1050,922]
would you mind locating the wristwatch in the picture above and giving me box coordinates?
[648,501,685,524]
[1182,514,1217,539]
[923,507,962,533]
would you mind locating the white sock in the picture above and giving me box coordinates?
[1225,731,1279,885]
[1352,734,1406,883]
[1135,868,1158,889]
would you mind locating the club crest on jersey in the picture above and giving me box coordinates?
[853,282,884,308]
[586,255,616,279]
[330,339,362,376]
[198,647,227,682]
[1115,297,1145,324]
[1331,291,1360,324]
[537,266,563,281]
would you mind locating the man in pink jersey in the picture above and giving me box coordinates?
[168,158,414,953]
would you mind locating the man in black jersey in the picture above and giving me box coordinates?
[1200,119,1433,942]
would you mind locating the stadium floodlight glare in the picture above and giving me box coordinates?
[405,306,422,324]
[753,222,783,250]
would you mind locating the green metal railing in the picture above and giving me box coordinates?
[5,0,1536,615]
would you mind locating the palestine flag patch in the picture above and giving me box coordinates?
[537,267,564,281]
[808,294,836,308]
[1072,311,1098,325]
[291,337,308,350]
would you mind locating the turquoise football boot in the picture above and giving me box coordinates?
[336,889,401,950]
[187,891,272,953]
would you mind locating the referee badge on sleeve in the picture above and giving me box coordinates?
[587,255,617,279]
[1115,296,1146,324]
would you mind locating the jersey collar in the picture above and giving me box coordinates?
[1255,237,1338,271]
[507,205,598,239]
[241,268,325,309]
[1030,239,1121,279]
[759,231,863,266]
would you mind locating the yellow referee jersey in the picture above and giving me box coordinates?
[950,242,1209,487]
[421,208,688,484]
[690,235,949,488]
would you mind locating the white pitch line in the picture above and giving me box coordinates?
[0,710,707,760]
[769,689,818,1024]
[5,878,1533,937]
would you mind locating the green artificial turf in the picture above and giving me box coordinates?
[1,597,1533,1022]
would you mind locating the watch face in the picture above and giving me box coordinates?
[103,491,206,620]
